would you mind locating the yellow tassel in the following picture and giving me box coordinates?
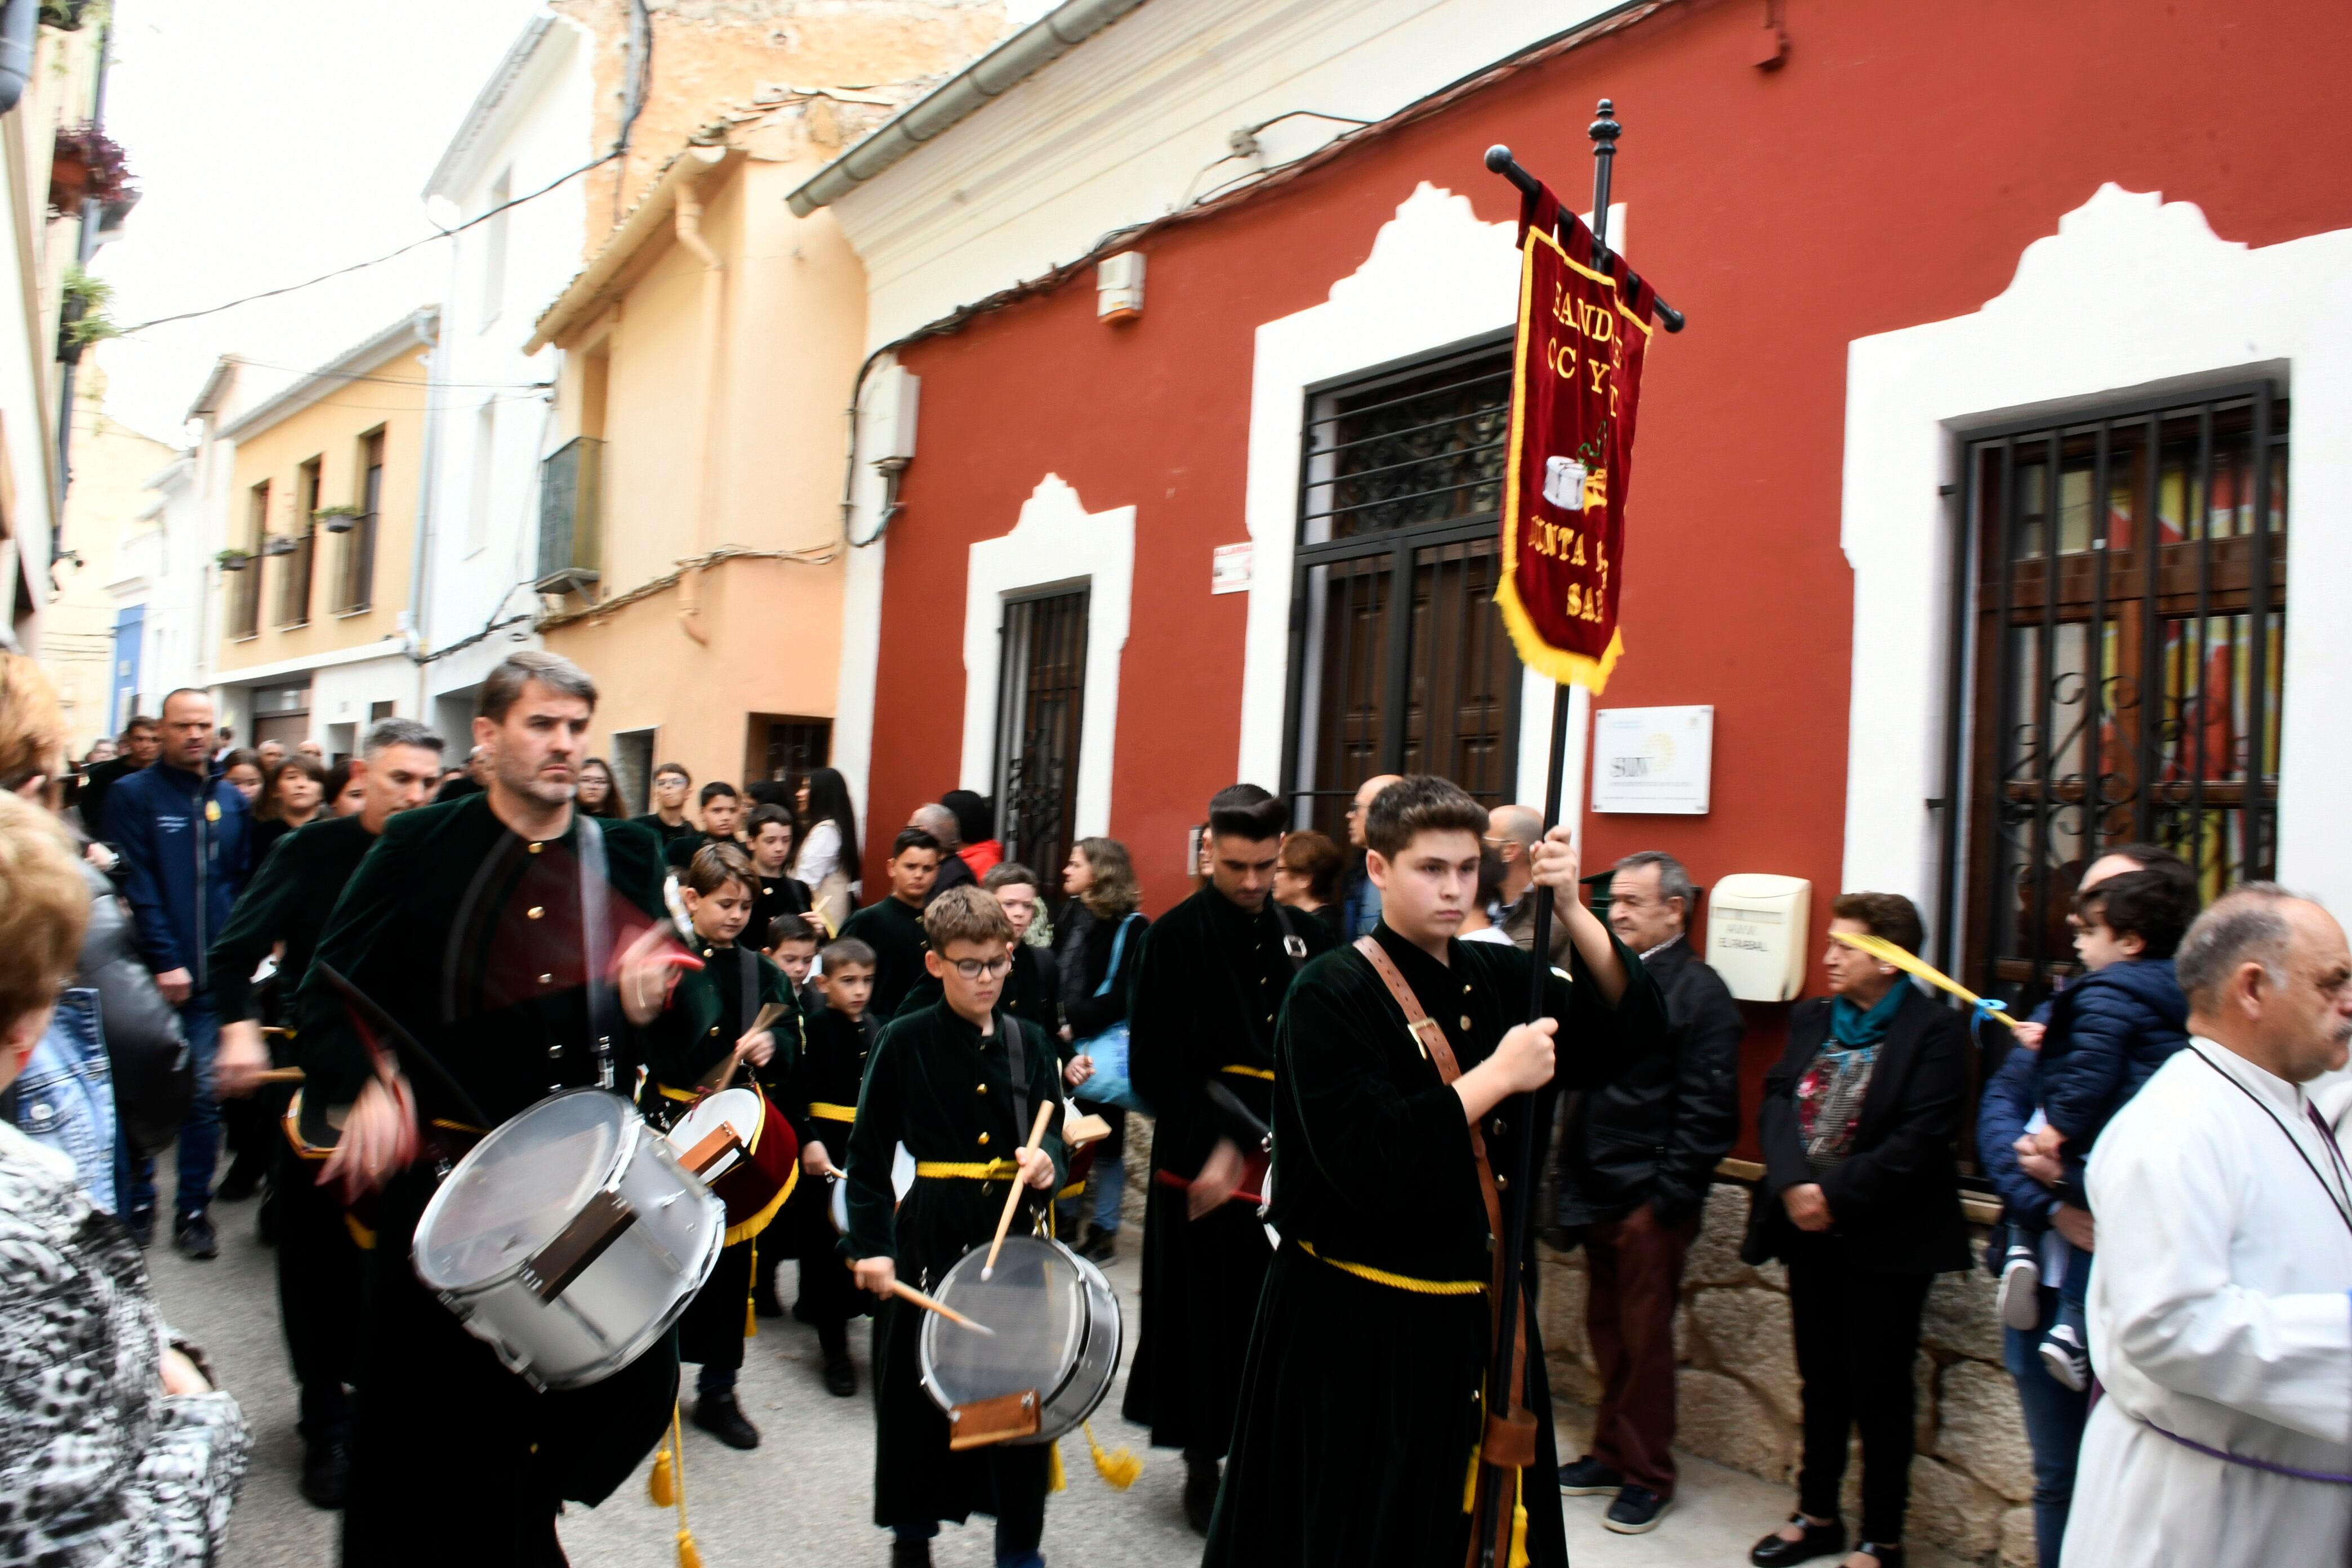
[1085,1420,1142,1490]
[649,1445,676,1508]
[676,1527,703,1568]
[1047,1440,1066,1493]
[1509,1468,1530,1568]
[745,1237,759,1339]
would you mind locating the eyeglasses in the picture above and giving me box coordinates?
[944,955,1014,981]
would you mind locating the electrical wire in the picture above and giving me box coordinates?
[116,147,625,336]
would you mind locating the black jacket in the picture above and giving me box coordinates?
[1743,983,1971,1275]
[1554,936,1741,1228]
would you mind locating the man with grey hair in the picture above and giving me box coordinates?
[1554,849,1741,1533]
[205,711,447,1508]
[2061,884,2352,1568]
[911,800,975,898]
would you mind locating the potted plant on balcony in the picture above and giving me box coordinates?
[48,123,134,217]
[260,536,299,558]
[314,504,363,534]
[216,548,251,572]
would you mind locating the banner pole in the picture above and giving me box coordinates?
[1477,97,1625,1568]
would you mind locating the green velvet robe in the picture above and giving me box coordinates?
[643,939,799,1373]
[1121,888,1334,1455]
[293,796,693,1565]
[206,812,376,1036]
[839,893,932,1022]
[778,1005,879,1326]
[1202,921,1663,1568]
[841,1000,1068,1529]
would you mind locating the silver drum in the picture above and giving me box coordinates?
[413,1088,723,1391]
[918,1234,1122,1444]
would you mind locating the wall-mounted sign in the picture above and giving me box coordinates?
[1211,541,1253,594]
[1591,704,1712,814]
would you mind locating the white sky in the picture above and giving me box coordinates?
[91,0,1062,443]
[91,0,550,443]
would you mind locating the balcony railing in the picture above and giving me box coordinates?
[537,436,603,596]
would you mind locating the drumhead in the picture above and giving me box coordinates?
[919,1234,1117,1441]
[832,1144,916,1232]
[415,1089,628,1293]
[667,1087,764,1180]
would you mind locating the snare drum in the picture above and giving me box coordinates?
[831,1143,916,1234]
[412,1088,723,1391]
[664,1086,798,1245]
[917,1233,1121,1447]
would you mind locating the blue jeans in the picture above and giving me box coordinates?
[130,1001,219,1222]
[2003,1289,2090,1567]
[1091,1147,1125,1233]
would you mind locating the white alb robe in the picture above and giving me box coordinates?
[2063,1036,2352,1568]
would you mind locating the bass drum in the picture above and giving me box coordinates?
[665,1085,798,1243]
[413,1088,723,1391]
[917,1233,1121,1445]
[831,1143,916,1234]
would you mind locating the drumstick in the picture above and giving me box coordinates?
[889,1279,996,1336]
[252,1067,305,1084]
[1829,930,2022,1031]
[983,1100,1057,1281]
[712,1003,794,1095]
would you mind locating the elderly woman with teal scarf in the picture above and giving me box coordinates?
[1741,893,1971,1568]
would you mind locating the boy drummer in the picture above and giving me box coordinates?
[1203,776,1662,1568]
[640,842,800,1450]
[844,887,1067,1568]
[776,935,881,1393]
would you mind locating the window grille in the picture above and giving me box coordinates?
[994,586,1089,881]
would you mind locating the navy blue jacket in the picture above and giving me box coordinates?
[2038,957,2188,1155]
[104,759,251,990]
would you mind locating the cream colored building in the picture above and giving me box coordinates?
[208,309,436,759]
[525,105,887,805]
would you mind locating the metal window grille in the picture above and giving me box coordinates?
[335,434,382,613]
[228,482,265,639]
[994,586,1089,881]
[1281,338,1521,836]
[750,715,831,785]
[276,464,319,629]
[537,436,604,591]
[1941,384,2287,1006]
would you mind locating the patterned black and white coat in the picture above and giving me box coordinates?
[0,1120,248,1565]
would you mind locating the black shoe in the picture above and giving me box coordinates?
[1558,1454,1625,1495]
[299,1438,350,1509]
[215,1163,264,1203]
[1852,1546,1905,1568]
[173,1212,219,1260]
[1604,1485,1671,1535]
[692,1390,759,1450]
[890,1540,932,1568]
[1751,1514,1845,1567]
[1183,1456,1219,1535]
[823,1349,857,1398]
[126,1206,155,1249]
[1079,1228,1118,1264]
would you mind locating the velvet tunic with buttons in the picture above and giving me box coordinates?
[205,813,377,1039]
[1120,887,1335,1454]
[839,894,932,1022]
[778,1007,877,1324]
[1204,922,1663,1568]
[841,1001,1067,1529]
[291,796,693,1563]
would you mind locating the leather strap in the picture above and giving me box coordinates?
[1350,938,1536,1480]
[577,814,616,1089]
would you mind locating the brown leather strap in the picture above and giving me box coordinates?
[1351,938,1533,1476]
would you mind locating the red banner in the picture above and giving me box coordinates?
[1495,187,1655,692]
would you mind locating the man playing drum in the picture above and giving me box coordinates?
[639,841,800,1451]
[1122,783,1335,1530]
[845,886,1068,1568]
[1203,776,1661,1567]
[293,652,700,1566]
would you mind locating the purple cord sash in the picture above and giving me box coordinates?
[2139,1414,2352,1485]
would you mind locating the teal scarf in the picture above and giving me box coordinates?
[1829,983,1906,1047]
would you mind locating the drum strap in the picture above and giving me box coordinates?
[1003,1014,1030,1151]
[578,815,616,1089]
[738,946,759,1057]
[1351,937,1539,1478]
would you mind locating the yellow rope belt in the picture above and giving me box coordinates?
[1218,1063,1275,1080]
[808,1103,857,1122]
[657,1084,701,1103]
[1055,1180,1086,1201]
[1296,1239,1485,1297]
[914,1159,1022,1181]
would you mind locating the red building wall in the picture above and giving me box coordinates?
[865,0,2352,995]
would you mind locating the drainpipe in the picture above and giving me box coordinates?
[672,175,722,645]
[53,10,113,533]
[406,309,444,714]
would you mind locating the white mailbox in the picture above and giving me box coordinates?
[1705,874,1812,1003]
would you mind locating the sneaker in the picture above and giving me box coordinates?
[691,1390,760,1450]
[2039,1322,2089,1392]
[1603,1485,1671,1535]
[1997,1244,2042,1330]
[126,1206,155,1249]
[173,1211,219,1261]
[1558,1454,1625,1495]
